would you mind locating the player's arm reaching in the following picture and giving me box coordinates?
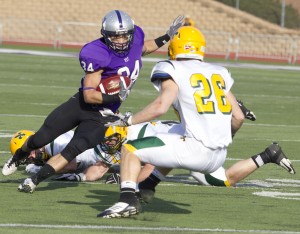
[226,91,244,137]
[131,78,178,124]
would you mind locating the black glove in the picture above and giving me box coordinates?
[105,173,120,184]
[8,148,30,167]
[236,99,256,121]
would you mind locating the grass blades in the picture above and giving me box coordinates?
[0,52,300,234]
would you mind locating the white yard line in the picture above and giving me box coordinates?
[0,223,299,233]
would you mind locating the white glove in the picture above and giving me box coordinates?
[166,15,185,39]
[25,164,42,174]
[118,81,131,102]
[104,111,133,127]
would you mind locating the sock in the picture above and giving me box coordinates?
[119,181,137,204]
[31,164,55,185]
[251,151,270,168]
[75,173,86,182]
[139,173,161,191]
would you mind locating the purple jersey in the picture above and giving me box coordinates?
[79,25,145,112]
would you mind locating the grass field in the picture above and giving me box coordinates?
[0,50,300,234]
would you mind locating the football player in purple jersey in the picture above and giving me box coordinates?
[8,10,185,193]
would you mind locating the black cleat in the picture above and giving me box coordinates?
[265,142,296,174]
[137,189,155,204]
[8,148,30,168]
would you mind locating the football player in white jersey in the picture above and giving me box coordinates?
[97,26,295,218]
[2,129,123,182]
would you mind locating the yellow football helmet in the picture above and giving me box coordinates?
[10,130,35,155]
[100,126,128,154]
[168,26,206,61]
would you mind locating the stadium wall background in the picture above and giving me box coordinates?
[0,0,299,64]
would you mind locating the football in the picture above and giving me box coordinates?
[97,75,131,95]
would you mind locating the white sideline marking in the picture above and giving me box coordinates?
[0,224,299,233]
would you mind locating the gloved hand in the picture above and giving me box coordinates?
[118,81,131,102]
[166,15,185,39]
[53,173,86,182]
[104,111,133,127]
[244,110,256,121]
[236,99,256,121]
[25,164,42,174]
[105,173,120,184]
[99,109,122,124]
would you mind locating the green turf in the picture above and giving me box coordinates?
[0,52,299,234]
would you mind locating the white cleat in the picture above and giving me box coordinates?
[97,201,141,218]
[18,178,36,193]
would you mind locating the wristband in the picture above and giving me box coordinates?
[102,94,120,104]
[154,34,170,48]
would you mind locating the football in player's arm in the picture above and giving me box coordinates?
[7,10,185,194]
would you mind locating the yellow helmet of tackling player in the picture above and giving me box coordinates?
[168,26,206,61]
[10,130,35,155]
[100,126,128,154]
[105,126,127,139]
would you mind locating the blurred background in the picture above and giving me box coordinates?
[0,0,300,64]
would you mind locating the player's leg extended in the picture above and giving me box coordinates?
[97,145,142,218]
[191,160,257,187]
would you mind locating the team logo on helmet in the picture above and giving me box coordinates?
[10,130,35,155]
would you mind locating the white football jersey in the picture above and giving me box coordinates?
[44,131,101,167]
[151,60,234,149]
[41,122,184,169]
[44,131,74,156]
